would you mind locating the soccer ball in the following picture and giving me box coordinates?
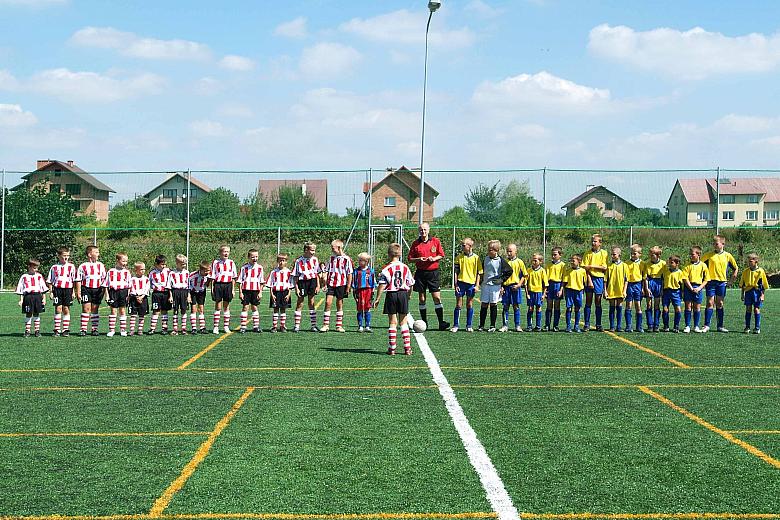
[412,319,427,333]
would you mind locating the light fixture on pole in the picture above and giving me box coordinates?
[418,0,441,226]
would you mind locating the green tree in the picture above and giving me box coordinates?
[499,180,544,227]
[190,187,241,223]
[266,185,319,220]
[436,206,476,226]
[465,182,502,224]
[107,197,156,238]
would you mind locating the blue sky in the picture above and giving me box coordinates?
[2,0,780,214]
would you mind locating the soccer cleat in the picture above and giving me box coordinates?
[450,326,459,333]
[310,325,320,332]
[34,331,41,337]
[91,330,100,336]
[574,327,582,333]
[465,327,473,332]
[239,328,247,334]
[499,326,508,333]
[552,327,559,332]
[62,330,70,337]
[488,327,496,332]
[280,327,288,333]
[160,330,168,336]
[606,328,614,333]
[294,326,300,333]
[224,326,231,334]
[635,328,643,333]
[542,326,549,332]
[365,327,372,333]
[253,327,262,333]
[171,331,179,336]
[743,327,751,334]
[515,326,523,332]
[213,327,219,334]
[200,328,207,335]
[336,326,346,333]
[181,330,188,335]
[566,328,573,333]
[753,328,761,334]
[683,326,691,333]
[269,327,277,333]
[319,325,329,333]
[120,331,127,337]
[404,348,412,356]
[672,327,680,333]
[358,326,364,333]
[107,331,115,337]
[191,329,198,335]
[662,327,670,333]
[595,326,604,332]
[533,327,542,332]
[717,327,729,333]
[387,347,396,356]
[700,325,710,333]
[53,330,61,337]
[137,331,144,336]
[78,330,87,337]
[477,327,485,332]
[694,326,703,333]
[23,331,30,338]
[439,321,450,331]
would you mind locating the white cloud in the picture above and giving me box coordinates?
[189,119,228,138]
[299,42,362,79]
[275,17,307,39]
[193,76,222,96]
[340,10,475,49]
[712,114,780,133]
[589,24,780,80]
[0,0,66,6]
[0,103,37,127]
[750,135,780,148]
[0,69,20,90]
[31,68,166,103]
[495,124,551,142]
[464,0,502,18]
[219,54,256,71]
[71,26,212,61]
[216,103,254,118]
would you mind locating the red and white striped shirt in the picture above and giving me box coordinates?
[378,261,415,292]
[16,273,48,294]
[47,262,76,289]
[188,271,208,293]
[267,267,294,291]
[239,263,266,291]
[293,255,320,281]
[103,268,132,290]
[149,267,170,292]
[210,258,237,283]
[76,262,106,289]
[325,254,354,288]
[130,276,150,297]
[167,269,190,290]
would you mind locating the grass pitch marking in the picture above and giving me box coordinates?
[0,431,209,438]
[639,386,780,469]
[726,430,780,435]
[603,331,690,369]
[149,387,256,517]
[177,331,236,370]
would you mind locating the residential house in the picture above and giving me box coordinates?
[144,173,211,218]
[562,185,637,220]
[363,166,438,222]
[257,179,328,211]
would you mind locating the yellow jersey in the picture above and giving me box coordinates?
[625,259,645,283]
[702,250,738,282]
[454,252,482,284]
[563,266,587,292]
[504,258,527,286]
[582,249,609,278]
[545,260,566,282]
[682,261,710,286]
[662,267,685,291]
[644,259,666,280]
[526,266,549,293]
[605,261,628,299]
[740,267,769,291]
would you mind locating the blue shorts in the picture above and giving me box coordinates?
[526,291,543,308]
[683,284,704,304]
[502,286,522,306]
[662,288,682,308]
[455,281,476,298]
[647,278,663,298]
[626,281,643,302]
[706,280,728,298]
[547,281,563,301]
[565,288,583,309]
[586,276,604,296]
[744,289,763,308]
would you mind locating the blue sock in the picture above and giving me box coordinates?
[584,306,591,328]
[574,308,581,329]
[536,310,542,329]
[755,312,761,329]
[466,307,474,328]
[674,311,681,329]
[685,310,692,327]
[545,309,552,328]
[609,306,615,329]
[717,308,725,328]
[514,308,521,327]
[705,308,713,326]
[357,312,363,327]
[636,312,643,331]
[625,308,632,330]
[365,311,371,327]
[645,309,652,328]
[745,311,751,329]
[502,307,509,327]
[663,311,669,328]
[453,307,461,328]
[693,310,700,328]
[527,309,533,329]
[654,309,661,329]
[616,306,623,330]
[566,309,572,330]
[553,309,561,328]
[595,305,603,327]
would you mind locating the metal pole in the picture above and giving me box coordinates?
[542,167,547,259]
[186,169,192,261]
[367,168,373,256]
[93,227,97,247]
[629,226,634,248]
[451,225,456,290]
[277,226,281,255]
[1,168,6,290]
[418,9,434,226]
[715,166,721,234]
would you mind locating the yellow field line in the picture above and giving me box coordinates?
[314,296,325,310]
[4,513,780,520]
[726,430,780,435]
[149,387,256,517]
[177,331,235,370]
[603,331,691,369]
[0,431,209,438]
[639,386,780,469]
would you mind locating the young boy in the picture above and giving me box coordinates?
[168,254,190,335]
[292,242,321,332]
[624,244,645,333]
[104,252,132,337]
[682,246,710,334]
[47,246,76,336]
[500,243,526,333]
[373,243,416,355]
[643,246,666,333]
[525,253,549,332]
[128,262,150,336]
[321,239,353,333]
[661,255,685,333]
[451,238,481,332]
[352,252,376,332]
[605,247,628,332]
[478,240,512,332]
[582,234,608,331]
[148,255,171,335]
[75,245,106,336]
[188,261,210,334]
[563,254,587,333]
[17,258,47,337]
[210,245,237,334]
[740,253,769,334]
[267,254,293,332]
[238,250,265,333]
[702,235,739,333]
[544,247,565,332]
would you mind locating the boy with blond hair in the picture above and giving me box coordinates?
[267,253,293,332]
[452,238,481,332]
[661,255,685,332]
[188,261,210,334]
[702,235,739,333]
[624,244,645,333]
[582,234,608,331]
[682,246,710,333]
[292,242,321,332]
[104,252,132,337]
[128,262,149,335]
[168,254,190,335]
[148,255,171,335]
[238,249,265,333]
[210,245,237,334]
[500,243,526,332]
[740,253,769,334]
[644,246,666,333]
[75,245,106,336]
[17,258,47,337]
[47,246,76,336]
[525,253,548,332]
[605,246,628,332]
[544,246,565,331]
[373,243,416,355]
[563,254,587,333]
[478,240,512,332]
[321,239,353,333]
[352,252,376,332]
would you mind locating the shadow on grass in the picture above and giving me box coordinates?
[320,347,387,356]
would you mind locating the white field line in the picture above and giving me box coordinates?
[411,317,519,520]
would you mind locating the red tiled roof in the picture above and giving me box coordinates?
[677,179,713,204]
[677,177,780,203]
[562,185,636,209]
[257,179,327,209]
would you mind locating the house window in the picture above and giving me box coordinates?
[696,211,711,221]
[65,184,81,195]
[764,210,779,221]
[746,194,760,203]
[719,195,735,204]
[384,196,396,207]
[163,189,177,200]
[722,211,735,221]
[605,202,614,211]
[50,184,61,193]
[384,215,396,222]
[54,170,62,177]
[746,211,758,221]
[190,189,199,198]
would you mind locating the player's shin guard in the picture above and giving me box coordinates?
[526,308,533,330]
[388,326,397,352]
[190,313,197,331]
[453,306,461,328]
[645,308,652,329]
[150,314,159,332]
[365,310,371,327]
[565,308,572,330]
[595,305,603,328]
[54,313,61,333]
[685,310,692,328]
[199,314,205,329]
[62,314,70,332]
[705,308,713,326]
[272,313,279,329]
[636,310,643,331]
[584,306,591,329]
[501,307,508,327]
[309,309,317,327]
[280,312,287,329]
[654,309,661,329]
[545,308,552,328]
[479,307,487,329]
[323,311,331,327]
[357,311,364,327]
[119,316,127,333]
[755,311,761,329]
[252,311,260,329]
[535,309,542,329]
[129,315,137,334]
[24,317,32,335]
[625,308,632,331]
[34,317,40,333]
[662,310,670,329]
[514,308,521,327]
[223,312,231,330]
[574,308,581,328]
[609,306,615,329]
[716,308,724,328]
[162,314,169,331]
[138,316,146,332]
[401,324,411,353]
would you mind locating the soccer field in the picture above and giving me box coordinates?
[0,289,778,520]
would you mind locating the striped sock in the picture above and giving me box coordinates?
[323,311,331,327]
[273,313,279,329]
[25,318,32,334]
[54,313,62,333]
[162,314,169,331]
[309,309,317,327]
[119,316,127,333]
[80,312,90,332]
[62,314,70,332]
[190,313,197,331]
[129,316,137,334]
[336,311,343,328]
[34,317,41,333]
[240,312,248,329]
[388,327,397,351]
[199,314,205,329]
[91,313,99,332]
[401,324,411,352]
[294,310,302,328]
[252,311,260,329]
[213,311,220,328]
[280,312,287,329]
[108,315,117,333]
[223,312,231,329]
[150,314,159,332]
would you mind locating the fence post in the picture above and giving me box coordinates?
[542,167,547,258]
[1,168,5,290]
[451,225,456,290]
[277,226,281,255]
[185,169,192,262]
[629,226,633,248]
[93,227,97,247]
[715,166,721,234]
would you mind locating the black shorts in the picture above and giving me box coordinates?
[22,293,45,315]
[51,287,73,308]
[296,278,318,298]
[128,295,149,317]
[107,288,129,308]
[190,290,206,307]
[80,286,104,305]
[241,290,261,307]
[413,269,440,293]
[270,289,291,310]
[171,288,189,314]
[151,290,172,312]
[211,282,234,303]
[326,285,348,300]
[383,291,410,316]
